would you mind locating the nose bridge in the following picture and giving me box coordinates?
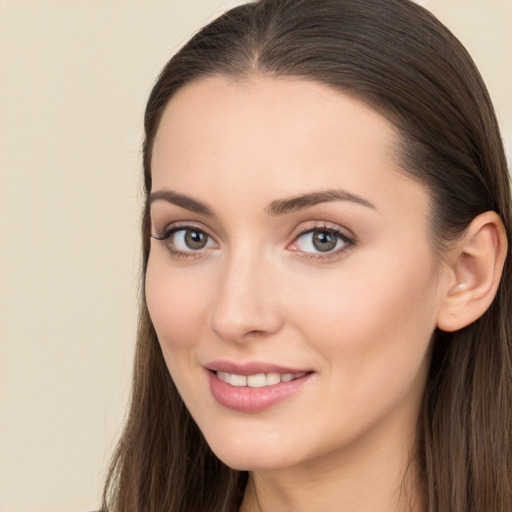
[209,243,282,342]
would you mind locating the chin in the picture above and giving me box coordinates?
[213,450,296,472]
[202,428,307,472]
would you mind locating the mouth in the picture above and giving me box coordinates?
[215,370,307,388]
[205,363,314,412]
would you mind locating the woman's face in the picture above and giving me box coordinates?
[146,75,448,471]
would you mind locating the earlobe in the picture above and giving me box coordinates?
[437,211,508,332]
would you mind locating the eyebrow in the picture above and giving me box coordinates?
[266,189,376,216]
[149,189,213,216]
[149,188,376,216]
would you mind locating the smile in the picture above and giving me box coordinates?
[207,367,313,412]
[216,371,307,387]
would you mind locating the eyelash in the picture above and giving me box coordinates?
[151,222,215,259]
[290,223,356,260]
[151,222,356,260]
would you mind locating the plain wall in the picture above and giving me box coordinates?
[0,1,510,511]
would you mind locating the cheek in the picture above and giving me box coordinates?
[145,253,211,352]
[277,250,439,449]
[284,246,439,377]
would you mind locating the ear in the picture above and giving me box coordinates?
[437,211,508,332]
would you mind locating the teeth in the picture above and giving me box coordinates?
[266,372,281,385]
[247,373,266,388]
[216,371,306,387]
[230,374,247,387]
[217,371,231,384]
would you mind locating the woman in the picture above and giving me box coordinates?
[102,0,512,510]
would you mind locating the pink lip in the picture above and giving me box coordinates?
[205,361,313,413]
[206,360,310,376]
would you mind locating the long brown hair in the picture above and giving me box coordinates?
[102,0,512,510]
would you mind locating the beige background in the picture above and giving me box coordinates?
[0,1,510,511]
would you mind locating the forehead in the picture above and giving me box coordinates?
[150,74,428,224]
[153,76,396,178]
[153,74,398,161]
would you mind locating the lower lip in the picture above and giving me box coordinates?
[207,371,312,412]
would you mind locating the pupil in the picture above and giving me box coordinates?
[313,230,337,252]
[185,230,207,249]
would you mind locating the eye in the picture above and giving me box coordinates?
[152,226,217,255]
[289,226,354,255]
[173,228,215,251]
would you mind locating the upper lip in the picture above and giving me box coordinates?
[205,360,312,375]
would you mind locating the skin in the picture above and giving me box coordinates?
[145,75,455,512]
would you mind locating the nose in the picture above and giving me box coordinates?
[209,250,284,343]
